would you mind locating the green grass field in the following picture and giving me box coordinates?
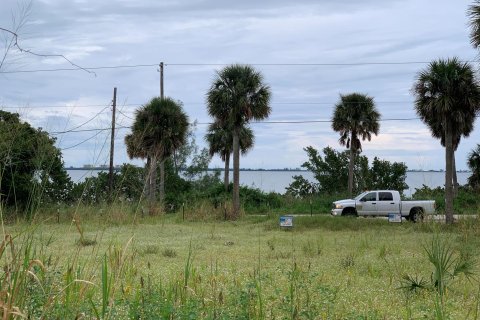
[1,213,480,319]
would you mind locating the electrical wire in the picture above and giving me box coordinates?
[0,100,413,109]
[49,117,427,135]
[1,60,478,74]
[56,106,110,134]
[60,129,106,150]
[116,108,135,120]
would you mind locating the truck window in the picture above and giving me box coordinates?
[361,192,376,202]
[379,192,393,201]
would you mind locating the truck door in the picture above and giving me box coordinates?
[376,192,400,216]
[356,192,377,215]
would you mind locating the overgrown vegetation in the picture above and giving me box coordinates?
[0,215,479,318]
[412,185,480,215]
[286,146,408,197]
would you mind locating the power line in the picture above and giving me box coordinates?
[60,129,106,150]
[0,63,158,74]
[1,60,477,74]
[57,106,110,134]
[116,108,134,120]
[50,117,426,135]
[0,100,413,109]
[0,103,142,109]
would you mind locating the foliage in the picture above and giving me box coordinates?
[368,157,408,191]
[6,216,480,318]
[401,235,476,304]
[413,57,480,223]
[126,97,189,162]
[331,93,380,195]
[205,121,255,161]
[412,185,480,215]
[468,1,480,49]
[0,110,72,213]
[331,93,380,153]
[125,96,189,208]
[467,144,480,190]
[206,64,272,218]
[287,146,407,197]
[285,175,318,197]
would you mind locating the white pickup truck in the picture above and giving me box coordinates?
[331,190,435,222]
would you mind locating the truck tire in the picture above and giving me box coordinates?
[342,207,357,217]
[410,208,424,223]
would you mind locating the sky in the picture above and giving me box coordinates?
[0,0,479,171]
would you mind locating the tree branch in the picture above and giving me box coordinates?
[0,26,96,76]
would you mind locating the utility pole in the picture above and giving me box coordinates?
[159,62,165,206]
[160,62,164,98]
[108,87,117,201]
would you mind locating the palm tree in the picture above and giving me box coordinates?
[125,97,189,212]
[467,144,480,190]
[206,64,271,218]
[413,58,480,223]
[331,93,380,197]
[468,1,480,48]
[205,121,254,191]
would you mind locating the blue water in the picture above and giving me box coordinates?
[67,169,470,197]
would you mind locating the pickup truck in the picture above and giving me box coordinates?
[331,190,435,222]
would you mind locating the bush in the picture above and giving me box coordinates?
[412,185,480,215]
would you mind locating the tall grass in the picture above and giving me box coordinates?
[1,201,480,318]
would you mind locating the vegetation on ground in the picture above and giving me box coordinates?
[1,212,480,319]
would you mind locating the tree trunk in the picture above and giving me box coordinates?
[159,158,165,209]
[445,124,454,224]
[452,154,458,198]
[348,136,355,198]
[232,127,240,219]
[224,153,230,192]
[149,154,157,215]
[145,156,151,200]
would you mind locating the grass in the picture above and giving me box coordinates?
[1,213,480,318]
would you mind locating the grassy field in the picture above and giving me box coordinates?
[1,212,480,319]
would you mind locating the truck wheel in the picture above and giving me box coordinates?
[342,208,357,217]
[410,208,424,223]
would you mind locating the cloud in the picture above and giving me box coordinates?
[1,0,478,171]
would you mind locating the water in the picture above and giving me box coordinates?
[66,169,471,197]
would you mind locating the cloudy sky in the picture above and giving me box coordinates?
[1,0,479,170]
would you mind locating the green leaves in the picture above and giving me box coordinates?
[0,110,72,211]
[289,146,408,196]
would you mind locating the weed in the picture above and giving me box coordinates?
[340,253,355,269]
[142,245,159,255]
[266,238,275,251]
[162,248,177,258]
[77,237,97,246]
[378,244,389,260]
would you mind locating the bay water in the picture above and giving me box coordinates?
[67,169,471,197]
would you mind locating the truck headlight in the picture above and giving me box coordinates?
[335,204,343,209]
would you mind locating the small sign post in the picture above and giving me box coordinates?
[280,215,294,229]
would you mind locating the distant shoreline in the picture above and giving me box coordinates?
[65,167,471,173]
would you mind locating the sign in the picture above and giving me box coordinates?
[280,215,293,228]
[388,213,402,223]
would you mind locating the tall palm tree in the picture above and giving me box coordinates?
[205,121,254,191]
[413,58,480,224]
[207,64,271,218]
[331,93,380,197]
[467,144,480,190]
[125,97,189,212]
